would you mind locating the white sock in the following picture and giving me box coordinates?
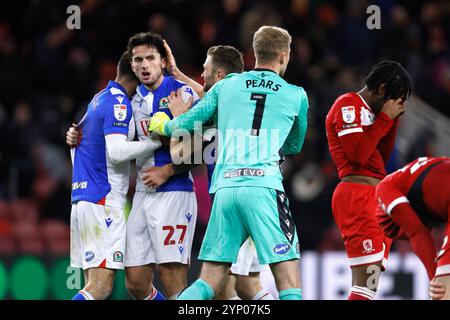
[252,289,275,300]
[80,290,95,300]
[226,296,241,300]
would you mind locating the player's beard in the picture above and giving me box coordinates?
[203,81,213,93]
[141,69,163,88]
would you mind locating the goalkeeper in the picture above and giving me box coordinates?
[149,26,309,300]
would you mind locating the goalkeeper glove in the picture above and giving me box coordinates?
[148,112,171,136]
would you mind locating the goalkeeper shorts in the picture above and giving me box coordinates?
[199,186,300,265]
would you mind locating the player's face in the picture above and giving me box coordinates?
[131,45,166,89]
[201,55,218,92]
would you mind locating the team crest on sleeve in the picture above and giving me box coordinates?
[114,104,127,121]
[341,106,356,123]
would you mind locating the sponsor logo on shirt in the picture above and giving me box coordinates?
[114,104,127,121]
[273,243,291,254]
[224,168,265,178]
[72,181,88,190]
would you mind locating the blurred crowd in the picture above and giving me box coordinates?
[0,0,449,255]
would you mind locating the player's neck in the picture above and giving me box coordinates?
[254,62,279,75]
[357,87,374,107]
[115,77,137,98]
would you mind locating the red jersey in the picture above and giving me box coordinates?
[376,157,450,279]
[325,92,397,180]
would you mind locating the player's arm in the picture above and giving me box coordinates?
[283,89,309,155]
[337,99,404,166]
[378,117,400,163]
[149,79,225,136]
[103,98,161,164]
[105,134,161,164]
[389,201,437,280]
[164,40,204,98]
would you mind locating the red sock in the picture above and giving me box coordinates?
[348,286,375,300]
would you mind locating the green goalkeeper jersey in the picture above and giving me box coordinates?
[164,69,309,193]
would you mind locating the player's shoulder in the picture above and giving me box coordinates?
[98,85,130,112]
[166,75,196,96]
[330,92,363,112]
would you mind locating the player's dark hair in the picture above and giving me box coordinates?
[364,60,413,101]
[127,31,166,58]
[117,51,137,80]
[207,45,244,74]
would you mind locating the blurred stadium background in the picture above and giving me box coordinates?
[0,0,449,299]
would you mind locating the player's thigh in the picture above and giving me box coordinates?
[332,182,386,267]
[77,201,126,270]
[158,262,188,283]
[237,187,300,265]
[147,191,197,264]
[199,188,246,264]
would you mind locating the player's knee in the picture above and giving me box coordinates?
[159,264,186,287]
[125,277,149,299]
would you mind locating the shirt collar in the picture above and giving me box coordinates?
[107,80,127,96]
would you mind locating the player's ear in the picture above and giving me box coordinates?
[161,57,167,69]
[377,83,386,97]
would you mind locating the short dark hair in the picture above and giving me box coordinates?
[207,45,244,74]
[364,60,413,101]
[127,31,166,58]
[117,51,137,80]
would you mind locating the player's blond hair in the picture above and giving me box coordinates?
[252,26,292,64]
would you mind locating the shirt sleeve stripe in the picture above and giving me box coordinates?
[387,196,409,215]
[337,127,363,137]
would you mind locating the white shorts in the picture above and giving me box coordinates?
[70,201,126,270]
[125,191,197,267]
[230,238,268,275]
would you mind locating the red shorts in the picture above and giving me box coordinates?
[436,223,450,277]
[332,182,391,268]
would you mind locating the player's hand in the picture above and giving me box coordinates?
[429,278,446,300]
[66,123,81,147]
[148,112,171,136]
[142,164,174,189]
[163,40,179,76]
[380,98,406,120]
[168,88,193,117]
